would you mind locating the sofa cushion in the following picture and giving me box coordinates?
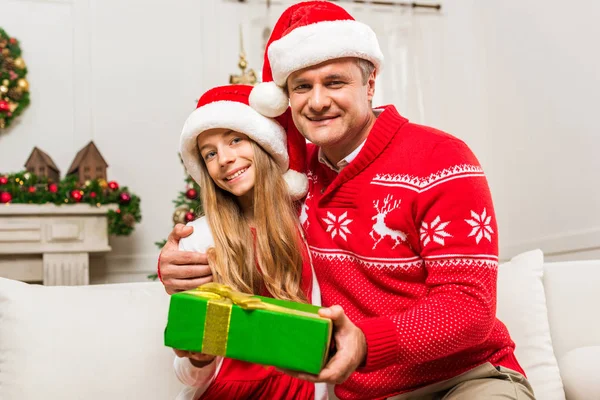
[543,259,600,360]
[559,346,600,400]
[0,278,184,400]
[496,249,565,400]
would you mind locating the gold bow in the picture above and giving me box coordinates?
[192,282,265,309]
[191,282,322,316]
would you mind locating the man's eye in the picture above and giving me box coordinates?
[328,81,344,87]
[294,84,310,92]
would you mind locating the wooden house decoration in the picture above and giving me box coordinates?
[24,147,61,182]
[67,141,108,183]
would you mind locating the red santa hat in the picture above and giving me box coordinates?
[249,0,384,118]
[180,85,308,200]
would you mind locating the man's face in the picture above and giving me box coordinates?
[287,58,375,160]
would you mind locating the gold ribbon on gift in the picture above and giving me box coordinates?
[189,282,326,356]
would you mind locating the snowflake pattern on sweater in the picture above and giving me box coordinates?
[302,106,523,400]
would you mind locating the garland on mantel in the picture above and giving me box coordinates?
[0,171,141,236]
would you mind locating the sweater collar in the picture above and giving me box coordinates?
[319,105,408,201]
[317,108,384,173]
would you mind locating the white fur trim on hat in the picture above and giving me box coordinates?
[283,169,309,200]
[180,101,288,186]
[268,20,384,86]
[249,81,289,118]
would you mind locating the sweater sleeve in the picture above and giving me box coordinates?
[173,356,223,398]
[355,138,499,371]
[179,217,215,253]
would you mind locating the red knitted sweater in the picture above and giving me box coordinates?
[300,106,523,400]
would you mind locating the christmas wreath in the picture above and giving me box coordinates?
[0,28,30,130]
[0,171,141,236]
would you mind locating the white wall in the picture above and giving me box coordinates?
[474,0,600,261]
[1,0,598,283]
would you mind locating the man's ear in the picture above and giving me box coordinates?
[367,70,377,101]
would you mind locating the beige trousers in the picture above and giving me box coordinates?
[387,363,535,400]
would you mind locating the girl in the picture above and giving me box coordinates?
[172,84,325,400]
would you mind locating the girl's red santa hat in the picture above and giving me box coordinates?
[249,0,384,118]
[180,84,308,199]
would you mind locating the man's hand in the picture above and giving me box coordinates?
[281,305,367,384]
[159,224,213,294]
[173,349,216,368]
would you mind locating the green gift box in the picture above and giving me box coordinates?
[164,282,332,374]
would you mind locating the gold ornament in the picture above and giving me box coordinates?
[17,79,29,92]
[8,102,17,113]
[2,80,9,86]
[0,86,7,94]
[0,118,5,129]
[13,57,25,69]
[229,25,257,85]
[85,180,92,187]
[1,49,9,56]
[98,178,108,189]
[172,204,191,225]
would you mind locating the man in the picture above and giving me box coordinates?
[160,2,535,399]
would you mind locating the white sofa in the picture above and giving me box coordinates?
[0,249,598,400]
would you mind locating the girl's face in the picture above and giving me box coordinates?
[197,129,256,201]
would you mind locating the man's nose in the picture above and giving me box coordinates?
[308,86,331,113]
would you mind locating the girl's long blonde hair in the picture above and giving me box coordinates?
[198,141,308,303]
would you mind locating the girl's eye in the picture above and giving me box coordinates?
[203,151,216,161]
[231,137,242,145]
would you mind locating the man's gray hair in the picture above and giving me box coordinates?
[355,59,376,84]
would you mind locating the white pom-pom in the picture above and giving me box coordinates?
[283,169,309,200]
[249,81,289,118]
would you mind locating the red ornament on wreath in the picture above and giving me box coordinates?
[184,212,195,222]
[185,188,198,200]
[0,176,8,185]
[0,100,10,113]
[119,192,131,205]
[108,181,119,191]
[48,183,58,193]
[0,192,12,203]
[90,192,97,199]
[70,190,83,202]
[28,186,36,193]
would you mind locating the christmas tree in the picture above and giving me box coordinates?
[149,162,202,280]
